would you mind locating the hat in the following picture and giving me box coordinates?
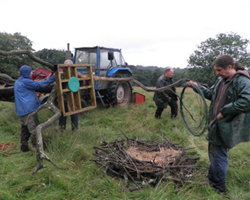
[64,60,73,65]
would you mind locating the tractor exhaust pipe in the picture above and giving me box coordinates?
[65,43,72,60]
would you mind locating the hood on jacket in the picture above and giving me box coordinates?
[20,65,32,78]
[236,69,250,79]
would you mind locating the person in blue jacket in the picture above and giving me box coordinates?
[14,65,55,152]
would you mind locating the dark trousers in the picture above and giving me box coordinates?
[155,100,178,118]
[20,113,39,151]
[59,103,78,131]
[208,143,230,193]
[59,114,78,130]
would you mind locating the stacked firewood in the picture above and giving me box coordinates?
[92,136,201,191]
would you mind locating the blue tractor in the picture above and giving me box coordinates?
[73,46,133,106]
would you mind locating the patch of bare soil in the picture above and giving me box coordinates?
[126,146,181,166]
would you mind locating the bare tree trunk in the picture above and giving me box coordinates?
[29,86,61,174]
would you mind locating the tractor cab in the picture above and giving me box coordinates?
[73,46,133,106]
[74,46,127,73]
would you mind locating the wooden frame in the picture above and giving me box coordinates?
[55,64,96,117]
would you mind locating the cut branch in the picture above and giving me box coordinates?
[86,75,189,92]
[30,86,61,174]
[0,73,16,85]
[0,49,54,69]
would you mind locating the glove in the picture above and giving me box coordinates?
[53,65,58,72]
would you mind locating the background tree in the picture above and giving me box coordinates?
[34,49,66,66]
[129,65,154,86]
[187,33,250,86]
[173,68,189,87]
[0,32,34,78]
[150,68,163,86]
[0,32,67,79]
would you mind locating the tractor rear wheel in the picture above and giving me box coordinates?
[107,81,132,106]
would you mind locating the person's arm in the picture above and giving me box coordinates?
[220,76,250,117]
[187,80,214,101]
[24,76,55,90]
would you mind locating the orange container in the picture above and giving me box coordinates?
[133,92,146,104]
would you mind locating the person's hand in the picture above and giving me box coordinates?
[186,81,198,87]
[53,65,58,72]
[216,113,224,120]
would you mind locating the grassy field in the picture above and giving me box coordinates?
[1,87,250,200]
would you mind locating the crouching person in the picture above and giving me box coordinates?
[153,67,178,119]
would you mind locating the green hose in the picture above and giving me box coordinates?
[180,84,208,137]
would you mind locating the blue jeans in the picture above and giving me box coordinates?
[208,143,230,193]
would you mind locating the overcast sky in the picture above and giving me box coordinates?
[1,0,250,68]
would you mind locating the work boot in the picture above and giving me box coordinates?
[171,113,177,118]
[209,180,227,194]
[60,125,66,132]
[72,124,78,131]
[21,145,30,152]
[155,107,164,119]
[155,114,161,119]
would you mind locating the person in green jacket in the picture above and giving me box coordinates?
[187,55,250,193]
[153,67,178,119]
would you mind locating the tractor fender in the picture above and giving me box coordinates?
[106,68,132,77]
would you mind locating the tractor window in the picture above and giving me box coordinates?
[100,50,110,69]
[75,50,97,68]
[114,52,125,66]
[100,50,125,69]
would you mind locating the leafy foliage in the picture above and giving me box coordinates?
[0,32,34,78]
[34,49,66,66]
[0,32,66,78]
[187,33,250,86]
[129,65,162,86]
[2,31,250,88]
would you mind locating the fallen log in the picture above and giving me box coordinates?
[0,73,187,102]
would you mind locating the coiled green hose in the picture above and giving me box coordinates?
[180,84,208,136]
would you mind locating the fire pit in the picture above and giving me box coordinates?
[92,136,201,191]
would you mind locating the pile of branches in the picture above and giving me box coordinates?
[92,136,201,191]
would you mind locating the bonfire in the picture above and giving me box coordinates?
[92,135,201,191]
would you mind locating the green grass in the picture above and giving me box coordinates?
[1,87,250,199]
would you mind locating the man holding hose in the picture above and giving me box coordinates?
[187,55,250,193]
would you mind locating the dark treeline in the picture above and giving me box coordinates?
[1,32,250,87]
[129,65,189,87]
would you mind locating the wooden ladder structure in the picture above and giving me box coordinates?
[55,64,96,117]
